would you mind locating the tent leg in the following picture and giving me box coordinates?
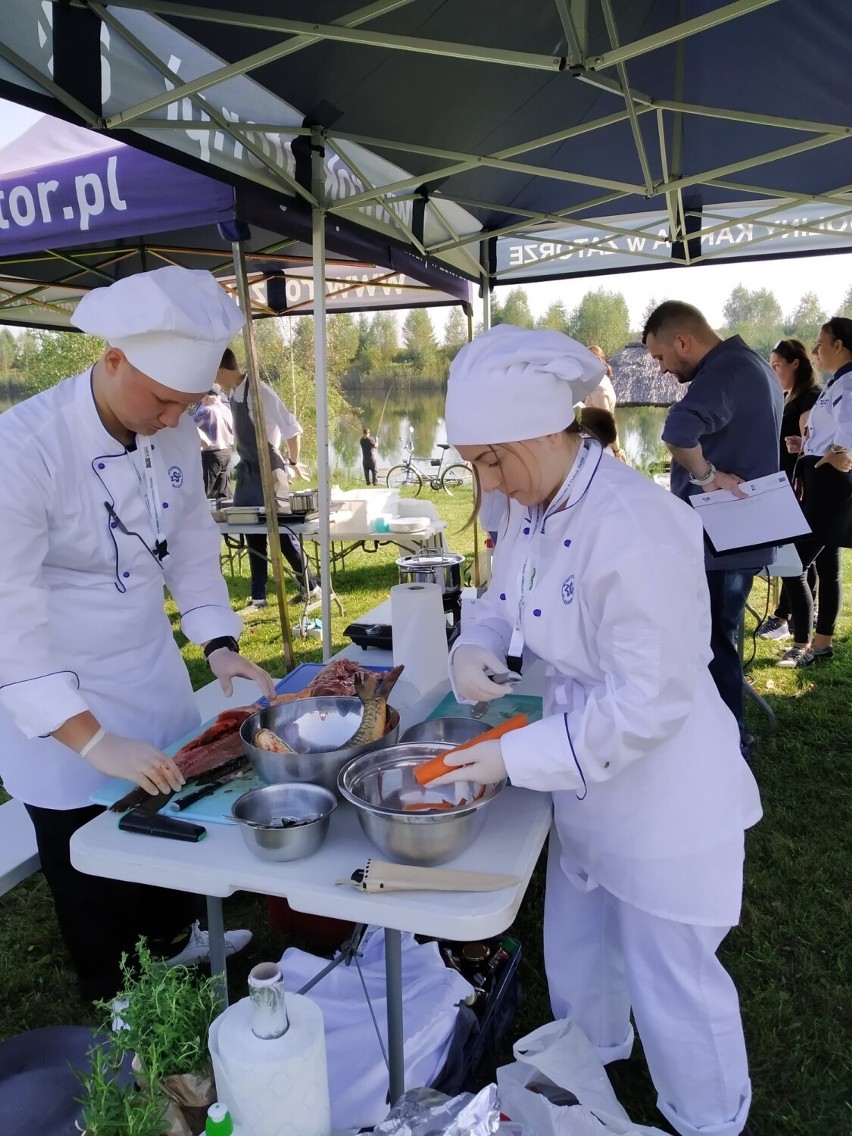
[311,129,333,662]
[231,239,295,672]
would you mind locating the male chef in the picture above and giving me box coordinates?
[0,267,273,999]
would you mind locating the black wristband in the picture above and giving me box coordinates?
[204,636,240,660]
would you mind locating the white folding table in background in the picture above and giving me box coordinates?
[70,648,552,1103]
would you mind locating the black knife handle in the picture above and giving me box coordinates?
[171,781,221,812]
[118,809,207,842]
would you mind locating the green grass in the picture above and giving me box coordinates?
[1,479,849,1134]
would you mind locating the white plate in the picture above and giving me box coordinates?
[388,517,429,533]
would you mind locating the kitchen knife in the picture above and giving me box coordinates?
[168,779,227,813]
[472,670,523,719]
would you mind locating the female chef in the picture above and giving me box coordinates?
[433,325,762,1136]
[0,268,274,1000]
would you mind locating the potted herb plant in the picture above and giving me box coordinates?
[82,939,223,1136]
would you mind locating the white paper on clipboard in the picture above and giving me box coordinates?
[691,472,811,553]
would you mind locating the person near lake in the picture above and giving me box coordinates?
[644,301,782,758]
[0,267,274,1000]
[771,318,852,667]
[755,339,823,646]
[216,348,320,610]
[360,426,378,485]
[194,387,234,499]
[434,324,760,1136]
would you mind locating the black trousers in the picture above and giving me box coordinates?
[785,540,842,641]
[25,803,200,1002]
[201,448,232,499]
[245,531,317,600]
[363,461,378,485]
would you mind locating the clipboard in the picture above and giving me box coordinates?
[690,472,811,554]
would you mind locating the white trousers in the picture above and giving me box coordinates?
[544,830,751,1136]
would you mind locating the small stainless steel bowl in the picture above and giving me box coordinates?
[338,742,505,866]
[232,783,336,861]
[240,697,400,795]
[400,717,491,746]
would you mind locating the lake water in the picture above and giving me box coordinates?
[1,381,671,475]
[331,384,670,478]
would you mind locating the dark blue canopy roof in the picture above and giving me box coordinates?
[0,0,850,287]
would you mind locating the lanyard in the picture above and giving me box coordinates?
[131,438,170,564]
[507,440,590,662]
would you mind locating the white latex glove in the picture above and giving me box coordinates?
[429,739,507,788]
[450,644,515,703]
[208,648,276,700]
[82,733,185,796]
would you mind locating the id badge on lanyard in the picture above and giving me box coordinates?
[136,438,170,565]
[507,440,589,668]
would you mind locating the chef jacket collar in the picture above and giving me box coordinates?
[75,368,132,455]
[538,438,602,529]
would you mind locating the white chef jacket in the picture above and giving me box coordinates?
[451,440,762,926]
[0,371,242,809]
[803,367,852,455]
[229,376,302,450]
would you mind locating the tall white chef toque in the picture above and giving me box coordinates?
[445,324,607,445]
[71,266,245,394]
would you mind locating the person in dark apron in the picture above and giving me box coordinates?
[218,352,319,608]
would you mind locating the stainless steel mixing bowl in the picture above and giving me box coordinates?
[232,782,336,861]
[338,741,505,866]
[399,717,491,746]
[240,697,400,795]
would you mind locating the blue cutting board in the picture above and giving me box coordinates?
[427,691,542,728]
[90,663,389,825]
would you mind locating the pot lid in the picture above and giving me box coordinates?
[395,547,464,568]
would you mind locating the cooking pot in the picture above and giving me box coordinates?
[395,547,465,594]
[289,488,319,513]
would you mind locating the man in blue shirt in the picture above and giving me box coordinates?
[644,301,782,757]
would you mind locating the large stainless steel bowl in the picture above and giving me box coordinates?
[338,742,505,866]
[240,697,400,795]
[400,717,491,746]
[232,783,336,861]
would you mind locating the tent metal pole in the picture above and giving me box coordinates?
[468,303,481,588]
[311,130,333,661]
[231,239,295,671]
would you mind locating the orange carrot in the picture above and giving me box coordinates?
[413,712,529,785]
[402,801,455,812]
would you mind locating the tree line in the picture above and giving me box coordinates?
[3,279,852,412]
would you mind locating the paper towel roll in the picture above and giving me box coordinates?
[209,993,331,1136]
[391,582,449,699]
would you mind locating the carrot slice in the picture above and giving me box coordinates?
[413,712,529,785]
[402,801,455,812]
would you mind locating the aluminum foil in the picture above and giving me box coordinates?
[371,1085,500,1135]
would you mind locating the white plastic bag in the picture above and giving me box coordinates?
[278,928,473,1131]
[497,1020,667,1136]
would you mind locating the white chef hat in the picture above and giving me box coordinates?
[445,324,606,445]
[71,266,245,394]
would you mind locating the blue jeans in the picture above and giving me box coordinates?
[705,569,755,743]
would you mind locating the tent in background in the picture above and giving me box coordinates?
[0,117,471,330]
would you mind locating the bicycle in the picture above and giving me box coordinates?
[386,440,471,496]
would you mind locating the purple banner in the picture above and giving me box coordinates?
[0,137,236,256]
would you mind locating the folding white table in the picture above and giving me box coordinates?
[70,660,552,1103]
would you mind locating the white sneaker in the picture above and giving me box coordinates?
[756,615,791,641]
[164,921,252,968]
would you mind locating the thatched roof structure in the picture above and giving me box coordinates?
[609,342,684,407]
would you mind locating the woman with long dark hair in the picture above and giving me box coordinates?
[776,318,852,667]
[755,339,821,641]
